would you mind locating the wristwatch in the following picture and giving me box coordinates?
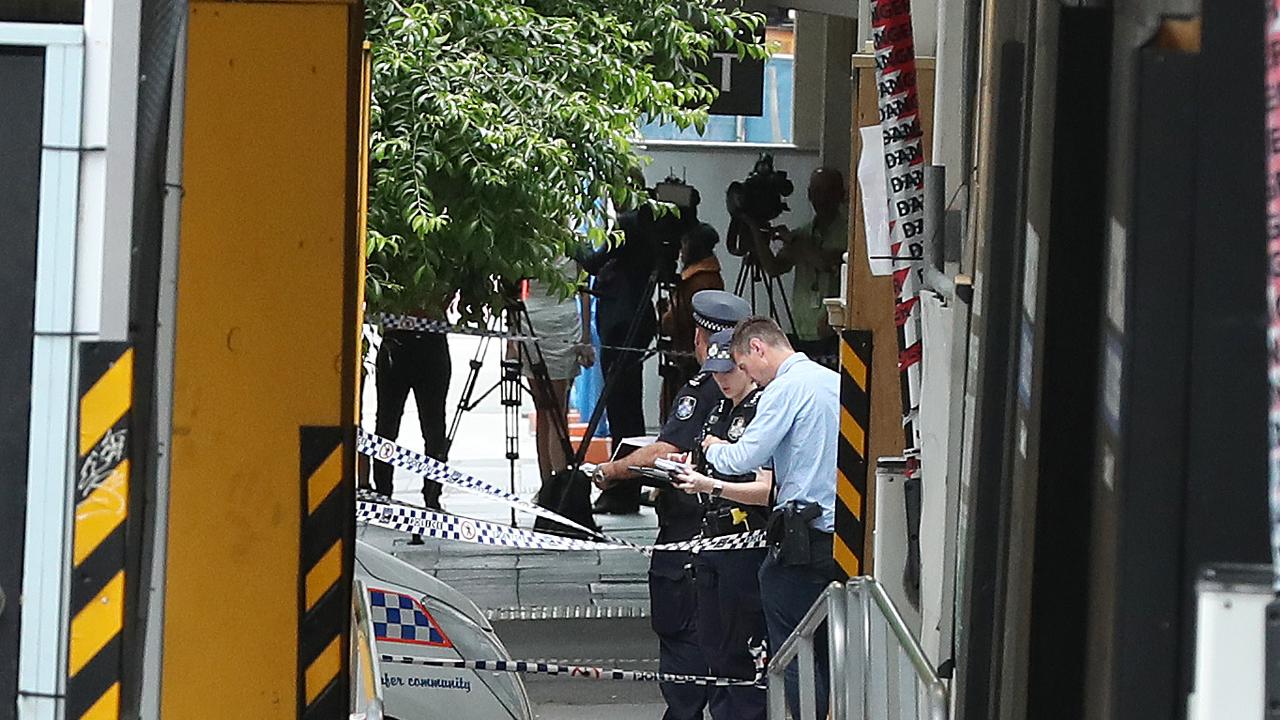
[710,480,724,498]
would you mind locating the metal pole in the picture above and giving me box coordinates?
[768,667,787,719]
[1265,2,1280,715]
[921,165,954,296]
[862,580,873,720]
[798,633,817,720]
[828,583,849,720]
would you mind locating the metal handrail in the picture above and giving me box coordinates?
[765,577,948,720]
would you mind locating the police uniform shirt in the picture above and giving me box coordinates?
[658,371,725,451]
[695,388,771,534]
[653,371,724,542]
[694,388,762,482]
[704,353,839,532]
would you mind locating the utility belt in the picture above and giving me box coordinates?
[765,501,832,567]
[701,500,769,538]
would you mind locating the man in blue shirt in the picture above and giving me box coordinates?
[701,316,839,720]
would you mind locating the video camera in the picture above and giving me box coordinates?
[635,176,701,284]
[645,176,701,247]
[725,153,794,228]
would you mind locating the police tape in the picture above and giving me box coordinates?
[356,498,767,554]
[377,656,766,689]
[367,312,695,358]
[358,429,602,538]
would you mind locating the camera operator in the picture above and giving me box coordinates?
[658,222,725,418]
[749,167,848,360]
[667,327,771,720]
[590,289,751,720]
[696,316,839,720]
[579,186,660,515]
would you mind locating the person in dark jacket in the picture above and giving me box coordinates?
[579,206,659,514]
[659,222,725,419]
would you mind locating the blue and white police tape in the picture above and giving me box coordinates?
[367,312,698,359]
[358,500,605,551]
[377,656,766,689]
[367,311,839,365]
[356,498,767,554]
[357,429,602,538]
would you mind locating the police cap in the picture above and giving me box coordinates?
[691,290,751,333]
[702,328,737,373]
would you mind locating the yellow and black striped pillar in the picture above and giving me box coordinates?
[297,426,352,719]
[835,330,873,580]
[68,343,133,720]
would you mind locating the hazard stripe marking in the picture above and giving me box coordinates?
[835,331,872,581]
[78,682,120,720]
[298,426,351,719]
[78,348,133,456]
[69,571,124,677]
[69,343,132,720]
[73,460,129,566]
[840,407,866,458]
[305,541,342,612]
[840,339,868,391]
[305,635,342,705]
[307,445,342,515]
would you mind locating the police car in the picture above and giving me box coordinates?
[354,540,534,720]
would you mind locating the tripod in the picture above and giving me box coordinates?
[444,301,577,526]
[729,217,798,333]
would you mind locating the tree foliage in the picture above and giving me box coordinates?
[365,0,767,317]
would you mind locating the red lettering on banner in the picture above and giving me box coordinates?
[895,296,920,326]
[899,342,922,370]
[874,0,925,460]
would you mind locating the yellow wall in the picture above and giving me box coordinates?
[163,2,361,715]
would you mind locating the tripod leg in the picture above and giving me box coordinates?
[444,329,493,457]
[501,355,521,527]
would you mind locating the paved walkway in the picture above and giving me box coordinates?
[360,334,660,619]
[361,335,670,717]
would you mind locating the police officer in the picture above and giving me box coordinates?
[591,290,751,720]
[697,317,840,720]
[673,328,770,720]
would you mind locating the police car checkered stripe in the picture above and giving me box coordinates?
[378,656,765,688]
[356,498,766,553]
[358,429,602,538]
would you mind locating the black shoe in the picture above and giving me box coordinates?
[408,534,425,546]
[591,496,640,515]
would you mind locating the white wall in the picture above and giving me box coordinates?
[636,142,822,429]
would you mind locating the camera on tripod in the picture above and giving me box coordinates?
[723,153,798,331]
[645,176,701,276]
[725,153,794,239]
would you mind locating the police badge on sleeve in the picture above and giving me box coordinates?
[728,416,747,440]
[675,395,697,420]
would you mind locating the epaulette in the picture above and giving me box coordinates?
[744,389,762,407]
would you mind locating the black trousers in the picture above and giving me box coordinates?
[650,552,709,720]
[373,330,450,507]
[694,547,769,720]
[758,533,839,720]
[597,313,654,506]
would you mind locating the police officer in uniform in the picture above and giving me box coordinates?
[591,290,751,720]
[675,328,771,720]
